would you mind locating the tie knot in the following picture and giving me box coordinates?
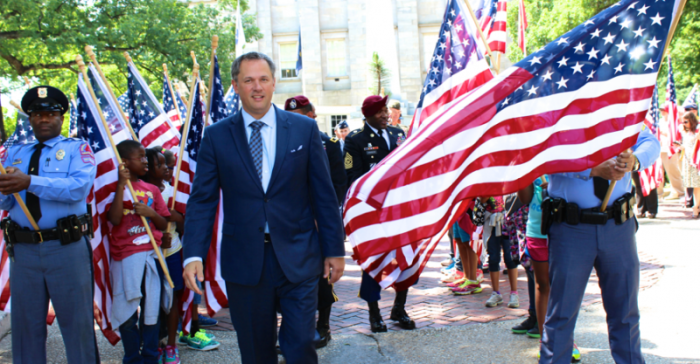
[250,121,265,131]
[36,143,46,150]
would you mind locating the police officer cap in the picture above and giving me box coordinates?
[21,86,69,115]
[284,95,311,111]
[335,120,349,130]
[361,95,388,118]
[388,100,401,110]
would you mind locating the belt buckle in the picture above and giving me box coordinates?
[34,231,44,244]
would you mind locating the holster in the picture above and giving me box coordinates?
[540,197,565,235]
[612,190,636,225]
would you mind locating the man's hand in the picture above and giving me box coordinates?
[161,233,172,249]
[613,149,637,174]
[183,260,204,295]
[324,257,345,284]
[591,159,626,181]
[0,167,31,195]
[117,163,129,187]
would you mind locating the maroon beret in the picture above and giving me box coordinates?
[284,95,310,111]
[361,95,388,118]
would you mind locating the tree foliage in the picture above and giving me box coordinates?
[506,0,700,102]
[369,52,392,97]
[0,0,262,105]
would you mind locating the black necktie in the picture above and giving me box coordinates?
[26,143,45,222]
[376,129,388,150]
[593,176,609,202]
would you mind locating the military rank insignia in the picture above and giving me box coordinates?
[344,153,353,169]
[397,134,406,146]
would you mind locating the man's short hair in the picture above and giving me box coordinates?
[298,104,313,114]
[231,52,276,83]
[117,140,144,159]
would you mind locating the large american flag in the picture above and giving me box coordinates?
[126,62,181,152]
[344,0,681,290]
[0,108,33,314]
[666,54,681,156]
[407,0,494,136]
[162,72,187,130]
[640,87,664,197]
[77,73,134,345]
[473,0,507,54]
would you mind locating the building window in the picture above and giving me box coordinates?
[330,115,347,129]
[326,39,347,77]
[279,42,299,79]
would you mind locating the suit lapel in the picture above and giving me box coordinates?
[229,112,264,192]
[269,105,290,188]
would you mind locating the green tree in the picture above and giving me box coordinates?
[368,52,392,97]
[506,0,699,101]
[0,0,262,110]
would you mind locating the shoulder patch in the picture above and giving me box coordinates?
[347,128,362,138]
[80,143,95,165]
[329,137,339,143]
[344,152,353,169]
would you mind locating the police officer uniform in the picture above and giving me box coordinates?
[284,95,347,348]
[539,127,660,363]
[0,86,98,363]
[344,95,413,333]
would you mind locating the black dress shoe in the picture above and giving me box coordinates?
[389,290,416,330]
[315,332,331,349]
[367,301,387,333]
[647,213,657,219]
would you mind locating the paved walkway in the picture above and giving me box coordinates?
[2,197,697,363]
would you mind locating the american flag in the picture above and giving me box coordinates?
[473,0,508,54]
[69,98,79,137]
[117,92,130,115]
[0,108,33,314]
[87,65,130,137]
[407,0,494,136]
[235,3,247,57]
[666,55,681,156]
[162,72,187,130]
[518,0,529,55]
[640,87,664,197]
[223,87,240,116]
[77,73,133,345]
[174,78,206,334]
[344,0,680,290]
[206,55,228,125]
[126,62,180,152]
[683,84,698,110]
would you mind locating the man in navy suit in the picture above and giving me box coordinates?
[182,51,346,364]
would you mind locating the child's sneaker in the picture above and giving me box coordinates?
[440,270,464,283]
[198,314,218,327]
[164,345,180,364]
[476,269,484,283]
[186,334,221,351]
[485,292,503,307]
[572,343,582,362]
[179,330,216,345]
[158,347,164,364]
[453,281,483,295]
[508,293,520,308]
[440,260,456,274]
[446,277,467,288]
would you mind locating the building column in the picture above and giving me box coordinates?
[396,0,422,103]
[348,0,368,107]
[256,0,273,56]
[297,0,324,104]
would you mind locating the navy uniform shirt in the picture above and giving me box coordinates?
[0,135,97,230]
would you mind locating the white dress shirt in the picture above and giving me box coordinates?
[184,106,277,267]
[366,124,391,150]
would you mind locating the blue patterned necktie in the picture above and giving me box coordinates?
[249,121,265,181]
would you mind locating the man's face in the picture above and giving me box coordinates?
[366,106,389,130]
[335,128,349,140]
[28,110,63,142]
[233,59,276,118]
[305,106,317,120]
[389,108,401,126]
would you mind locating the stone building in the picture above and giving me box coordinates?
[193,0,513,134]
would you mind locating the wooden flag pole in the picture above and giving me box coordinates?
[600,181,617,213]
[205,35,219,125]
[163,64,186,123]
[77,55,174,288]
[9,100,23,113]
[22,76,30,88]
[191,51,197,67]
[84,46,139,141]
[167,64,200,230]
[461,0,494,64]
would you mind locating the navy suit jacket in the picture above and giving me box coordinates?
[182,105,345,286]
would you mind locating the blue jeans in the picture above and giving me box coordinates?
[487,232,518,272]
[119,285,160,364]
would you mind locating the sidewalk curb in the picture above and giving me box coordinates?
[0,312,10,341]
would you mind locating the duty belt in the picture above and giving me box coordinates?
[540,190,636,235]
[2,213,93,245]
